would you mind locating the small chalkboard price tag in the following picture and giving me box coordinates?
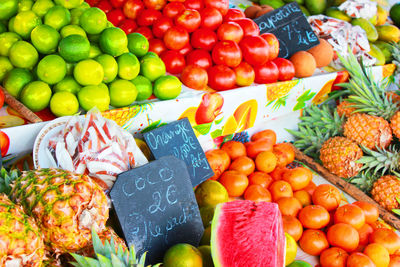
[110,156,204,264]
[253,2,319,59]
[143,118,214,187]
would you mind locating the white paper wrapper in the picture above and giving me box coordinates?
[308,15,376,68]
[339,0,377,19]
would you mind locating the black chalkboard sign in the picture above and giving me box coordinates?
[143,118,214,187]
[110,156,204,264]
[253,2,319,59]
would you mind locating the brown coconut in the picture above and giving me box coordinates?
[255,5,274,18]
[307,39,334,68]
[289,51,317,78]
[244,5,262,19]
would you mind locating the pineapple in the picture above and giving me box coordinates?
[336,99,355,118]
[338,51,400,149]
[320,136,363,178]
[70,229,161,267]
[0,194,45,267]
[0,168,109,254]
[371,175,400,211]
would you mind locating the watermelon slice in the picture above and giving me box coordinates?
[211,200,285,267]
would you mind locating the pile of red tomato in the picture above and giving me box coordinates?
[86,0,296,91]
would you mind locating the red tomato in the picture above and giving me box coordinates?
[137,9,162,26]
[163,2,185,19]
[260,33,279,61]
[152,17,173,38]
[204,0,228,15]
[217,22,244,43]
[175,9,201,33]
[109,0,126,8]
[200,7,223,31]
[135,26,153,39]
[208,65,236,91]
[164,26,189,50]
[184,0,203,10]
[143,0,166,10]
[234,62,255,87]
[178,42,193,56]
[273,58,295,81]
[254,61,279,84]
[107,9,125,26]
[224,8,246,21]
[96,0,113,13]
[234,18,260,36]
[191,28,217,51]
[239,35,269,66]
[148,38,167,55]
[186,49,212,69]
[86,0,100,7]
[123,0,144,19]
[160,50,186,74]
[119,19,137,34]
[212,40,242,68]
[181,65,208,90]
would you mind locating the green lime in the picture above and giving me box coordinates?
[0,23,6,34]
[89,43,102,58]
[70,3,90,25]
[53,76,81,94]
[19,0,34,12]
[32,0,55,17]
[117,52,140,80]
[109,79,138,107]
[305,0,327,15]
[54,0,83,9]
[37,55,67,85]
[99,27,128,57]
[9,41,38,69]
[20,81,52,112]
[127,33,149,57]
[163,244,203,267]
[66,62,75,75]
[0,0,18,20]
[13,11,41,39]
[0,32,21,56]
[199,206,215,227]
[140,51,158,60]
[58,34,90,62]
[60,25,87,38]
[131,75,152,101]
[95,54,118,83]
[391,3,400,27]
[200,226,211,246]
[88,33,100,43]
[8,16,15,32]
[79,7,107,35]
[2,68,33,98]
[44,6,71,31]
[299,5,310,16]
[140,56,166,82]
[259,0,284,8]
[287,260,312,267]
[74,59,104,85]
[197,246,213,267]
[0,56,13,83]
[77,84,110,111]
[98,82,108,91]
[50,91,79,117]
[31,24,60,54]
[194,180,228,208]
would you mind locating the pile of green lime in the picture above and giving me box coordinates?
[0,0,181,117]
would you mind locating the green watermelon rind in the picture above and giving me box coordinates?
[210,203,223,267]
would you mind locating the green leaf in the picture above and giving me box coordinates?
[215,117,223,125]
[70,254,91,267]
[210,129,223,139]
[138,251,147,266]
[141,120,163,133]
[293,101,306,111]
[297,90,316,102]
[91,228,105,257]
[193,122,213,135]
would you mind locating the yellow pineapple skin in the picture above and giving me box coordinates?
[9,169,109,254]
[0,194,45,267]
[343,113,393,150]
[320,136,363,178]
[390,111,400,140]
[371,175,400,211]
[336,100,355,118]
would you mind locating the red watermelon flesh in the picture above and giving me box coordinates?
[211,200,285,267]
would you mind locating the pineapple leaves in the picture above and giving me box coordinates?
[92,228,106,257]
[97,254,113,267]
[70,254,93,267]
[111,253,125,267]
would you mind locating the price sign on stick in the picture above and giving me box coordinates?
[110,156,204,264]
[143,118,214,187]
[253,2,320,58]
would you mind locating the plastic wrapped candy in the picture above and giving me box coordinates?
[338,0,377,19]
[308,15,376,68]
[47,109,148,189]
